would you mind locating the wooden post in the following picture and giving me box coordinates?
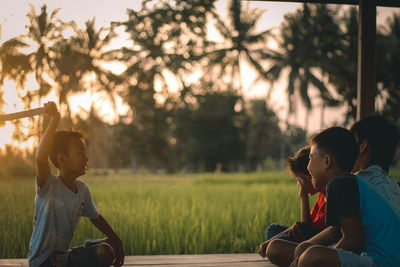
[357,0,376,120]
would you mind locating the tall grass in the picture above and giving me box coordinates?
[75,172,300,255]
[2,171,398,258]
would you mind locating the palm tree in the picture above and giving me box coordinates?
[326,7,358,125]
[0,37,31,88]
[206,0,272,94]
[52,18,121,120]
[25,4,63,105]
[111,1,215,171]
[264,4,340,130]
[0,23,31,111]
[114,0,214,100]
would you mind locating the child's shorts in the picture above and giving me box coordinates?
[41,239,109,267]
[336,249,378,267]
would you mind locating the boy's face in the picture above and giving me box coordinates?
[63,137,88,177]
[307,144,327,189]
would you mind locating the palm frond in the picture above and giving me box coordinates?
[244,50,267,78]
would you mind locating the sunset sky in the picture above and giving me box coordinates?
[0,0,398,149]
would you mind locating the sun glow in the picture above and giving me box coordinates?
[0,89,130,151]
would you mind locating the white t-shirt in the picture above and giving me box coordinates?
[28,174,99,267]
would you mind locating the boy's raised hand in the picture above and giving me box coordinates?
[43,101,61,119]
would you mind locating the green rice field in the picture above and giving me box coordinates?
[1,171,399,259]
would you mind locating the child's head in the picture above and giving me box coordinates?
[287,146,311,178]
[308,127,359,189]
[50,130,88,177]
[288,146,319,194]
[350,115,399,172]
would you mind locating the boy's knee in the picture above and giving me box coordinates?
[294,241,313,259]
[265,239,283,264]
[298,246,326,267]
[96,243,115,266]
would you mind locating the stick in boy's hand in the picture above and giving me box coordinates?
[0,107,45,122]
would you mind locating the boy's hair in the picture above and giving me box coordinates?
[350,115,399,172]
[50,130,84,168]
[310,127,359,172]
[287,146,310,176]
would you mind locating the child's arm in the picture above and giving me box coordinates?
[296,178,312,224]
[291,226,339,261]
[35,102,60,188]
[305,226,339,245]
[333,217,363,253]
[90,215,124,266]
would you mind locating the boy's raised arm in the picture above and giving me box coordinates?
[35,102,60,188]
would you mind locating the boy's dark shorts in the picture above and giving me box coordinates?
[40,239,109,267]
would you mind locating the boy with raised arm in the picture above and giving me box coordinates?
[28,102,124,267]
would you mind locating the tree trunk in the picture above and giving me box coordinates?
[320,103,325,130]
[304,108,310,133]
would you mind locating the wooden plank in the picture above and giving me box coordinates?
[123,254,272,265]
[250,0,400,7]
[357,0,376,120]
[0,259,27,267]
[0,254,277,267]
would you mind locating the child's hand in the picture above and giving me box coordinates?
[106,237,124,267]
[296,178,309,199]
[258,241,269,258]
[43,101,60,119]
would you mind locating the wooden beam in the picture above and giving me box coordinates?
[357,0,376,120]
[248,0,400,7]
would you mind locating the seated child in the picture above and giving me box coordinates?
[28,102,124,267]
[258,146,328,258]
[350,115,400,216]
[266,127,400,267]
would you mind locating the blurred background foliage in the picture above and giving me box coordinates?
[0,1,399,175]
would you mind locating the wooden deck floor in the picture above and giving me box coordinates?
[0,254,276,267]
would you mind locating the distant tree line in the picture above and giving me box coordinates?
[0,1,399,173]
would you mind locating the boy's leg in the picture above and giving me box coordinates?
[59,239,115,267]
[38,252,64,267]
[266,239,298,267]
[293,241,315,260]
[259,224,291,258]
[296,245,378,267]
[266,223,289,240]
